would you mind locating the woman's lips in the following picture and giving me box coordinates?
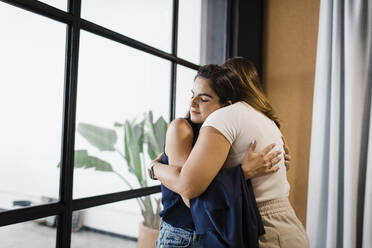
[190,110,200,115]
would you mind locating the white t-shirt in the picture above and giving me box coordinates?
[202,101,290,202]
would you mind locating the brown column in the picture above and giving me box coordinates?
[262,0,320,226]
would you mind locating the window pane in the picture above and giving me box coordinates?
[74,31,170,199]
[0,216,57,247]
[71,194,161,247]
[175,65,197,118]
[81,0,173,52]
[178,0,202,64]
[40,0,67,11]
[0,3,65,210]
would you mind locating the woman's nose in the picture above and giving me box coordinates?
[190,97,198,107]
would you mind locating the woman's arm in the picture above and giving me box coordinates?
[164,118,193,166]
[153,130,287,199]
[163,118,194,206]
[153,126,231,199]
[153,140,284,192]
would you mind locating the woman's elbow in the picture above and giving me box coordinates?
[176,172,207,199]
[182,190,201,200]
[179,181,205,199]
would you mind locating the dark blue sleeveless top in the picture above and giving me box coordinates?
[159,153,195,229]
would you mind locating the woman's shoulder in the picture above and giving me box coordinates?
[165,118,194,154]
[204,102,246,124]
[167,118,193,136]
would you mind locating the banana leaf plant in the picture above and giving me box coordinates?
[58,111,168,229]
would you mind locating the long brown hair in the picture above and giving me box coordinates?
[222,57,281,128]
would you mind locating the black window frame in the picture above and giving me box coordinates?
[0,0,262,247]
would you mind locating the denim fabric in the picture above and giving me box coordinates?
[156,221,203,248]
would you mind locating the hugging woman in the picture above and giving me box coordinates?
[150,59,308,248]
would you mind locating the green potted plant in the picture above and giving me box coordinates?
[61,111,167,247]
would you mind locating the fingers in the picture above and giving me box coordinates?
[154,152,163,162]
[270,156,282,166]
[249,139,257,152]
[284,154,291,161]
[284,154,291,171]
[283,143,290,155]
[265,151,282,163]
[261,143,276,155]
[263,156,281,175]
[265,165,280,174]
[282,136,290,154]
[281,135,286,145]
[285,161,290,171]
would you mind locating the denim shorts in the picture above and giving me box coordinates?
[156,221,203,248]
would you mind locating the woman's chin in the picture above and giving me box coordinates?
[190,116,203,124]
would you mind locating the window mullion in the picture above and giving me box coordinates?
[56,0,81,248]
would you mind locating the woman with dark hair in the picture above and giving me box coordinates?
[151,64,289,247]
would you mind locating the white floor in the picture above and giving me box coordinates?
[0,221,137,248]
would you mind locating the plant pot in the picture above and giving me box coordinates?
[137,221,159,248]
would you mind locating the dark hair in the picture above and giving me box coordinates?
[195,64,242,105]
[185,64,242,145]
[223,57,281,128]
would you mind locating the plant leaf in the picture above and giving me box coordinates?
[77,123,117,151]
[124,120,143,183]
[114,122,124,128]
[154,116,168,153]
[74,149,113,172]
[144,111,168,159]
[133,120,144,153]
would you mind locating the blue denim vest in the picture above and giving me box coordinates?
[159,153,195,229]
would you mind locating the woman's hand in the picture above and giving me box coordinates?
[241,140,282,180]
[152,152,191,207]
[282,136,291,171]
[154,152,163,163]
[147,153,164,180]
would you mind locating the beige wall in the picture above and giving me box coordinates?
[262,0,320,226]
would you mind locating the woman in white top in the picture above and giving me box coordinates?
[222,58,308,247]
[152,58,308,247]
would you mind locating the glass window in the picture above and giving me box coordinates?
[71,194,161,247]
[81,0,173,52]
[0,3,65,210]
[178,0,202,64]
[0,216,57,247]
[175,65,197,118]
[73,31,170,199]
[40,0,67,11]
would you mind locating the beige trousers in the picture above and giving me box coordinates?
[258,198,309,248]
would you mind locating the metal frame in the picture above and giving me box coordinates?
[0,0,262,247]
[170,0,179,121]
[0,0,196,247]
[226,0,263,75]
[56,1,81,246]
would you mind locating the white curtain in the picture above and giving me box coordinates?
[307,0,372,247]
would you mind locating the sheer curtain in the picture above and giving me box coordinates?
[306,0,372,247]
